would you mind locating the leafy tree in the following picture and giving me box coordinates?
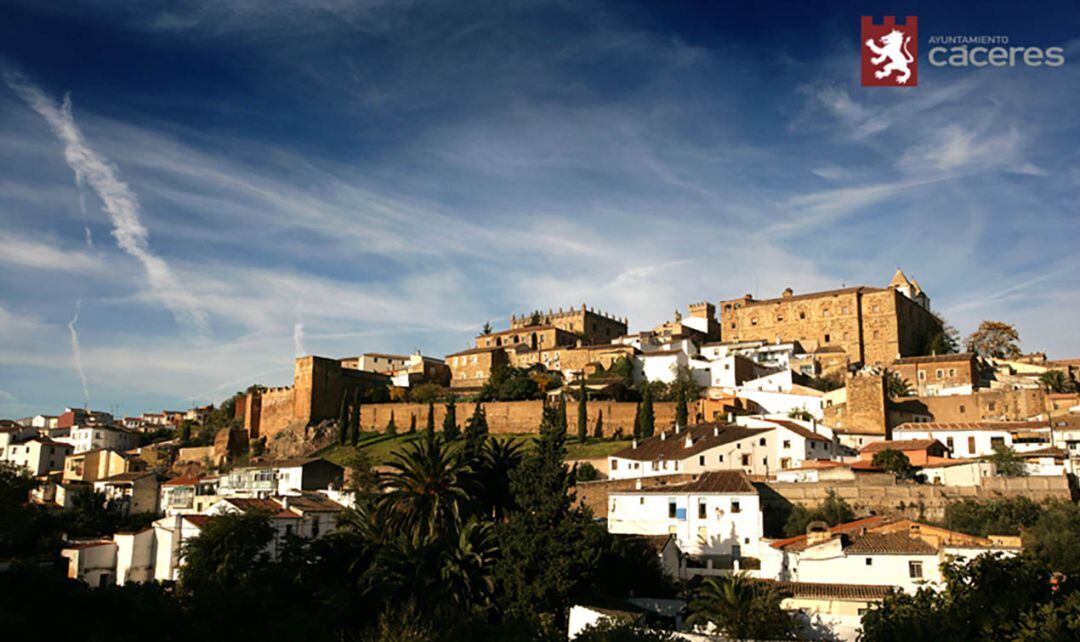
[639,387,655,438]
[885,370,913,398]
[1040,370,1078,394]
[577,379,588,443]
[576,462,598,482]
[861,554,1059,642]
[386,410,397,436]
[787,407,813,421]
[481,321,493,335]
[575,618,681,641]
[375,435,471,545]
[410,382,448,404]
[805,371,844,392]
[337,392,349,446]
[966,320,1022,359]
[443,397,459,440]
[872,448,916,480]
[943,497,1043,537]
[989,445,1028,477]
[924,324,960,355]
[178,419,197,444]
[528,311,541,326]
[479,364,541,401]
[179,511,274,593]
[1025,501,1080,577]
[0,463,56,560]
[494,405,597,629]
[685,574,798,640]
[669,364,703,403]
[594,409,604,439]
[783,489,855,537]
[464,402,489,461]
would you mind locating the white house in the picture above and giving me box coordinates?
[217,458,344,498]
[607,471,764,575]
[761,516,1020,594]
[920,459,997,486]
[60,424,141,454]
[0,436,72,476]
[892,421,1053,458]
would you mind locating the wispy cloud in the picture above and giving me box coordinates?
[293,321,306,357]
[4,72,208,334]
[67,299,90,408]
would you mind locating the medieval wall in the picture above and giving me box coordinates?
[889,387,1047,425]
[720,289,865,362]
[842,373,888,435]
[257,386,295,440]
[360,399,688,436]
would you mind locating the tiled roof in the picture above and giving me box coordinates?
[844,531,938,555]
[893,353,975,365]
[724,286,883,306]
[766,580,894,601]
[445,346,506,357]
[183,515,212,527]
[223,497,303,519]
[859,439,944,454]
[284,493,346,513]
[770,516,892,551]
[98,471,156,483]
[1016,447,1067,459]
[611,423,770,462]
[622,471,757,495]
[162,475,202,487]
[64,540,114,550]
[766,420,832,443]
[894,421,1050,432]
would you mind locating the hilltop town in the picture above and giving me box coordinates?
[3,268,1080,641]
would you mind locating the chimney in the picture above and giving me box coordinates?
[726,412,734,423]
[632,438,638,449]
[713,426,719,437]
[783,287,793,298]
[806,521,831,545]
[685,435,693,448]
[635,479,642,490]
[812,418,818,434]
[282,495,290,510]
[660,431,667,441]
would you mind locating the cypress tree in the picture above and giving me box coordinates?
[408,413,416,434]
[576,378,588,443]
[425,401,435,435]
[464,402,488,459]
[386,410,397,435]
[337,391,349,445]
[351,388,362,446]
[594,409,604,440]
[558,393,568,435]
[641,387,655,438]
[443,397,459,440]
[675,383,688,428]
[633,401,643,439]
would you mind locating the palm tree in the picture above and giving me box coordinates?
[438,518,497,611]
[476,437,526,520]
[885,369,913,398]
[686,574,798,640]
[375,434,472,544]
[1040,370,1078,394]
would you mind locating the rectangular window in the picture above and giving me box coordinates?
[668,501,677,518]
[698,502,707,519]
[718,454,724,463]
[959,405,966,414]
[783,440,791,449]
[611,460,618,470]
[946,437,954,451]
[865,557,873,566]
[949,368,956,377]
[823,308,830,317]
[909,561,923,578]
[741,454,750,466]
[699,455,705,466]
[968,436,976,452]
[731,500,741,513]
[936,369,944,379]
[991,437,1005,448]
[824,334,830,343]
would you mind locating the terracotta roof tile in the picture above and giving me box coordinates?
[894,421,1050,432]
[766,580,895,601]
[611,423,770,462]
[844,531,938,555]
[618,471,757,495]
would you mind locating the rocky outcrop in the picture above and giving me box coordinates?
[267,419,340,459]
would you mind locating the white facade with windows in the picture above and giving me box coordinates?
[893,422,1052,459]
[60,425,140,454]
[607,471,764,565]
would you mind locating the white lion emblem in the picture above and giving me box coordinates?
[865,29,914,84]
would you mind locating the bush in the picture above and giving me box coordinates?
[576,462,599,482]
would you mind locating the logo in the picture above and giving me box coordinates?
[861,16,918,86]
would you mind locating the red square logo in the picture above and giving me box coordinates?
[861,16,918,86]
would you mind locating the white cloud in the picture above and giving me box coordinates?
[0,230,106,274]
[5,72,208,334]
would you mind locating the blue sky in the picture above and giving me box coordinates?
[1,0,1078,418]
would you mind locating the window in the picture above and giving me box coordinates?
[936,369,944,379]
[668,501,677,518]
[842,306,850,314]
[917,370,925,381]
[823,334,830,343]
[909,561,923,578]
[799,311,806,320]
[822,308,830,317]
[949,368,956,377]
[968,436,976,452]
[718,454,725,463]
[872,303,880,312]
[758,437,766,446]
[741,454,750,466]
[959,405,966,414]
[783,440,791,449]
[750,317,758,326]
[698,502,707,519]
[873,330,881,340]
[865,557,873,566]
[731,500,741,513]
[991,437,1005,448]
[699,455,705,466]
[988,402,997,411]
[946,437,954,451]
[611,460,619,470]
